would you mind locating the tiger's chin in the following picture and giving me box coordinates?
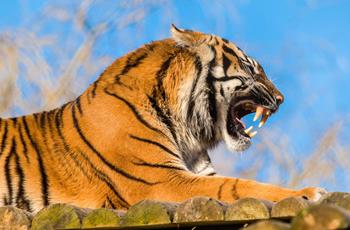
[222,100,273,153]
[223,130,252,152]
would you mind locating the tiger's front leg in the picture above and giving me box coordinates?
[148,171,326,203]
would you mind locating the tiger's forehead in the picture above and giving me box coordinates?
[211,36,247,60]
[210,35,262,76]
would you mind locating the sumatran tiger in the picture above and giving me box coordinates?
[0,25,326,213]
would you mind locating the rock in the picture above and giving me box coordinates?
[82,208,125,228]
[173,196,226,223]
[121,200,176,226]
[225,197,271,221]
[31,203,89,230]
[291,204,350,230]
[271,197,310,218]
[243,220,291,230]
[0,206,32,230]
[320,192,350,211]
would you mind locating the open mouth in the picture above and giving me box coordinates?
[227,101,273,140]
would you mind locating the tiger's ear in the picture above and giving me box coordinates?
[171,24,209,47]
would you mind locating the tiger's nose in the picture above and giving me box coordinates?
[276,95,284,105]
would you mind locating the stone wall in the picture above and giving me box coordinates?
[1,192,350,229]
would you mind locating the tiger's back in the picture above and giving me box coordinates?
[0,25,325,212]
[0,38,191,212]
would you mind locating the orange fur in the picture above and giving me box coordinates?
[0,26,324,212]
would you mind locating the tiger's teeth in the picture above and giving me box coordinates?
[258,112,269,128]
[244,126,253,134]
[249,130,258,138]
[253,106,264,122]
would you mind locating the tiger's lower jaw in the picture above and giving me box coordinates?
[221,103,252,152]
[223,127,252,152]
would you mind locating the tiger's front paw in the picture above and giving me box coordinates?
[299,187,328,202]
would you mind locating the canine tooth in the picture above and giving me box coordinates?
[253,106,264,122]
[244,126,253,134]
[258,113,269,128]
[249,130,258,138]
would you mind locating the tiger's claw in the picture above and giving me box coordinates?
[299,187,328,202]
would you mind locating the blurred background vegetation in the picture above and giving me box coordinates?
[0,0,349,191]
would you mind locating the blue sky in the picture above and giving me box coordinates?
[1,0,350,191]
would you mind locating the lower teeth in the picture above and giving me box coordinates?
[244,125,257,138]
[249,131,257,138]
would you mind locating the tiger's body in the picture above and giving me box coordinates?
[0,26,325,212]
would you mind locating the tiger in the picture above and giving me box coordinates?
[0,25,326,213]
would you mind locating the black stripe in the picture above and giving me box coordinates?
[132,157,184,171]
[120,52,148,76]
[76,96,83,115]
[18,124,29,162]
[129,134,180,160]
[207,47,218,124]
[33,113,40,126]
[222,38,229,44]
[52,102,69,132]
[208,75,244,82]
[236,46,244,52]
[0,121,8,155]
[71,106,159,185]
[104,90,164,136]
[222,44,236,56]
[22,117,50,206]
[53,107,67,150]
[46,107,55,135]
[114,77,133,90]
[222,44,245,70]
[4,139,14,205]
[231,179,240,200]
[187,56,203,122]
[39,112,47,130]
[106,196,116,209]
[220,85,225,97]
[207,35,214,45]
[222,53,231,76]
[91,82,98,98]
[13,140,32,211]
[147,94,178,145]
[54,107,65,139]
[155,56,173,100]
[59,103,69,128]
[217,180,227,200]
[133,162,184,171]
[11,117,18,127]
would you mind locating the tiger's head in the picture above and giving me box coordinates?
[171,25,284,153]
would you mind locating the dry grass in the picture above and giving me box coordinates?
[0,1,348,191]
[0,0,165,115]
